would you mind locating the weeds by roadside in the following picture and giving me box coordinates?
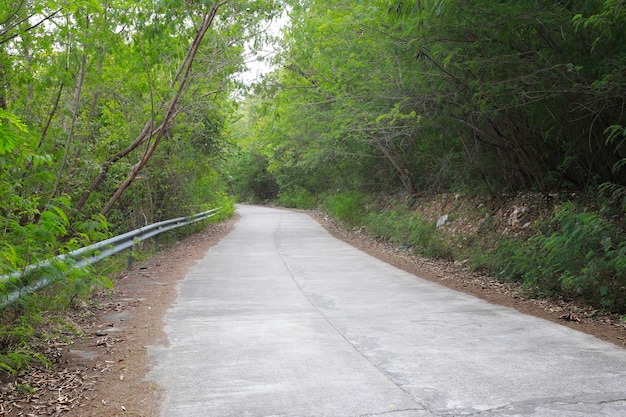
[498,203,626,312]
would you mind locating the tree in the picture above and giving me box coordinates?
[1,0,281,231]
[238,0,626,203]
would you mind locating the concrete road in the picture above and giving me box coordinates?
[148,205,626,417]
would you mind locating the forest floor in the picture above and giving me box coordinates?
[1,201,626,416]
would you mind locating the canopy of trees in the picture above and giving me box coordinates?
[232,0,626,204]
[1,1,279,275]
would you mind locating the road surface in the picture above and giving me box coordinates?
[148,205,626,416]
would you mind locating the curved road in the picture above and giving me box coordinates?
[148,205,626,416]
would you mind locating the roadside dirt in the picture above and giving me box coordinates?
[2,206,625,416]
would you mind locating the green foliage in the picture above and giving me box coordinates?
[207,194,236,223]
[0,346,47,375]
[2,0,271,229]
[0,108,110,375]
[599,182,626,213]
[238,0,626,204]
[500,203,626,311]
[364,208,453,260]
[605,124,626,176]
[0,108,28,155]
[227,150,279,203]
[277,187,318,209]
[322,192,368,228]
[0,311,49,375]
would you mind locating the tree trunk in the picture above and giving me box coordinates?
[51,46,88,200]
[99,2,226,216]
[75,119,160,212]
[374,138,416,196]
[38,82,64,149]
[0,57,7,110]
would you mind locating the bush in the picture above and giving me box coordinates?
[501,203,626,311]
[322,192,368,228]
[0,305,51,375]
[468,236,516,277]
[364,208,453,260]
[277,187,318,209]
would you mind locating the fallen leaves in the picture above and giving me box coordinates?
[0,367,94,416]
[95,336,123,348]
[559,312,582,323]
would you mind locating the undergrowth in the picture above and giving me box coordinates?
[277,187,318,209]
[0,310,48,375]
[498,203,626,312]
[322,192,367,228]
[321,192,453,259]
[363,209,454,260]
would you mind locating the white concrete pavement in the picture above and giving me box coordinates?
[147,205,626,417]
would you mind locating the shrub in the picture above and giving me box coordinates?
[364,208,453,260]
[501,203,626,311]
[322,192,368,227]
[0,309,50,375]
[277,187,318,209]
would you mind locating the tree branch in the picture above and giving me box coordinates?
[100,2,227,216]
[0,9,61,45]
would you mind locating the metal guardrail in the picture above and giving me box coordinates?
[0,207,221,309]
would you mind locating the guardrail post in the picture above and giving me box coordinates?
[127,247,133,268]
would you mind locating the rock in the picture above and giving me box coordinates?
[436,214,448,228]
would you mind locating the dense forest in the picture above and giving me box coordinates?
[1,0,626,374]
[232,0,626,201]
